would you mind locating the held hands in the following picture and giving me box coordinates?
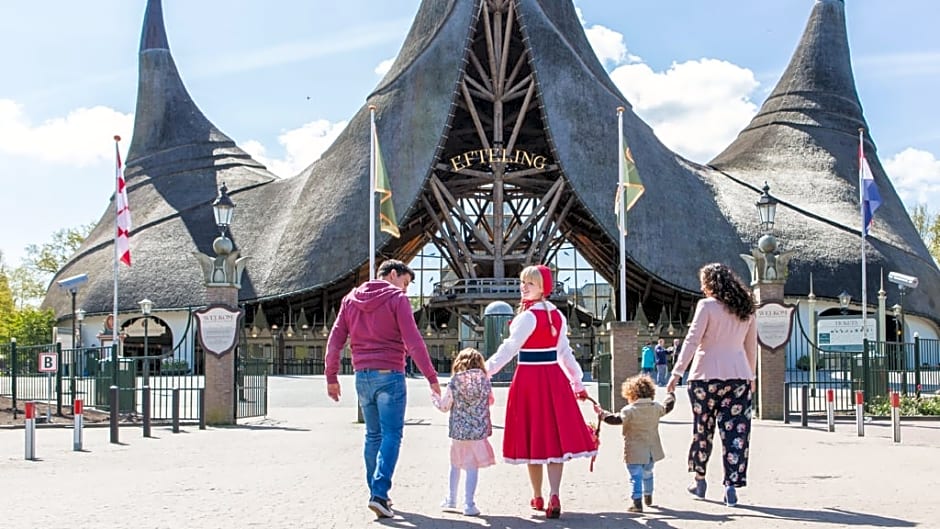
[665,374,681,394]
[430,382,442,396]
[327,382,341,402]
[592,403,604,415]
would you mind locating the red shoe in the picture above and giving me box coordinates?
[530,496,544,510]
[545,495,561,519]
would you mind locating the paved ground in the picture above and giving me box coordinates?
[2,375,938,529]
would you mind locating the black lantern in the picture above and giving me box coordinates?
[212,183,236,235]
[755,182,778,233]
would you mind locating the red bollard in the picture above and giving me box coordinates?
[25,402,36,460]
[826,389,835,432]
[891,391,901,443]
[855,390,865,437]
[73,399,84,451]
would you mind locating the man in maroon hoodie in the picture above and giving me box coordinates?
[325,259,441,519]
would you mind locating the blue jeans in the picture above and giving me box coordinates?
[626,459,655,499]
[655,364,669,386]
[355,370,407,500]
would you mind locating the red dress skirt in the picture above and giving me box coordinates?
[502,360,598,464]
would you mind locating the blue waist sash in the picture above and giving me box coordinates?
[518,350,557,363]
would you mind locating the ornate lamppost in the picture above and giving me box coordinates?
[137,299,153,387]
[192,183,247,425]
[137,297,153,437]
[740,182,794,420]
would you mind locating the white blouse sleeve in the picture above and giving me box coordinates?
[485,311,535,376]
[554,311,586,392]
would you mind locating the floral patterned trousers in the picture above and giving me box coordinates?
[687,379,752,487]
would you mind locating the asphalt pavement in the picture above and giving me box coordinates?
[1,375,938,529]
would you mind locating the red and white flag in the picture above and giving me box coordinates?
[114,137,132,266]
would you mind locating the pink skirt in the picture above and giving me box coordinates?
[450,439,496,469]
[501,363,598,464]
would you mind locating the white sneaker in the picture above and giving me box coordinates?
[463,504,480,516]
[440,498,457,511]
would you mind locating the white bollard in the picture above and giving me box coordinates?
[25,402,36,461]
[826,389,835,432]
[73,399,84,451]
[855,390,865,437]
[891,391,901,443]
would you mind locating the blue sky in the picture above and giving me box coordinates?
[1,0,939,271]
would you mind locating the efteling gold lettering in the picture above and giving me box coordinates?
[450,148,550,172]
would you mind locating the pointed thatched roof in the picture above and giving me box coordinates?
[709,0,940,318]
[43,0,280,317]
[43,0,940,327]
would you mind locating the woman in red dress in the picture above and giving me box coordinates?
[485,265,597,519]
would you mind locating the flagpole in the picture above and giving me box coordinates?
[859,127,868,340]
[617,107,627,322]
[112,135,121,359]
[369,105,377,278]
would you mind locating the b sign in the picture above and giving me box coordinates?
[38,352,58,373]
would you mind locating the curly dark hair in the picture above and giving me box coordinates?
[621,374,656,402]
[699,263,755,321]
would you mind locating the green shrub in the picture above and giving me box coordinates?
[160,359,189,374]
[866,394,940,416]
[795,355,810,371]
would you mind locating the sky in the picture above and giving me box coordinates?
[1,0,939,273]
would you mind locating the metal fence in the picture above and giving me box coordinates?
[1,341,64,419]
[1,310,209,422]
[785,309,940,417]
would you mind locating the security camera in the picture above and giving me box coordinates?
[56,273,88,292]
[888,271,919,290]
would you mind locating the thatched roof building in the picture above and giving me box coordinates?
[43,0,940,332]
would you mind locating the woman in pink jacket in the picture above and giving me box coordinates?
[666,263,757,508]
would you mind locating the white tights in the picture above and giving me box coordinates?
[448,465,479,507]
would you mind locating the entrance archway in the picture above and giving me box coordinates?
[121,316,174,375]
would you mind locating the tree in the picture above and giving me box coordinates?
[0,268,14,341]
[9,223,95,308]
[6,307,56,346]
[7,266,46,309]
[910,204,940,266]
[23,223,95,275]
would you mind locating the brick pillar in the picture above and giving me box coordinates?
[608,321,639,411]
[753,281,785,420]
[204,286,237,425]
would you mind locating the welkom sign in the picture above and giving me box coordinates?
[755,302,796,350]
[194,304,244,357]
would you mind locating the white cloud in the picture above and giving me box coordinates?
[572,8,757,162]
[242,119,348,178]
[584,25,630,66]
[0,99,133,165]
[609,59,759,162]
[574,6,640,67]
[883,148,940,207]
[375,58,395,76]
